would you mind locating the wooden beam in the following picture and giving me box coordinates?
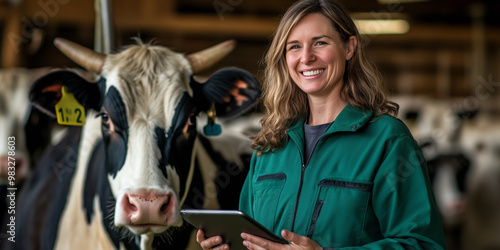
[17,0,500,43]
[114,14,279,39]
[363,24,500,45]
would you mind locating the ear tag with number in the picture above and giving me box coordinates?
[55,86,86,126]
[203,102,221,136]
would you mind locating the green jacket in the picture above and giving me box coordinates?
[239,104,446,249]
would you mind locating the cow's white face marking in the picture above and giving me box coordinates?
[96,43,195,234]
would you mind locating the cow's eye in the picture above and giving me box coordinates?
[101,113,110,124]
[96,112,110,123]
[96,111,114,132]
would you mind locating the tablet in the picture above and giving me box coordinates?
[180,209,288,249]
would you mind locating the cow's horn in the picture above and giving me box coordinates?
[54,38,106,73]
[187,40,236,74]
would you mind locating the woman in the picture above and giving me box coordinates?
[197,0,446,249]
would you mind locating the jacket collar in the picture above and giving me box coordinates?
[288,103,373,139]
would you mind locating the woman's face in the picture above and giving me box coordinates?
[285,13,356,98]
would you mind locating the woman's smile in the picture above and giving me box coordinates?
[285,13,355,97]
[301,68,325,77]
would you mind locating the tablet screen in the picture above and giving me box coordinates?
[180,209,288,249]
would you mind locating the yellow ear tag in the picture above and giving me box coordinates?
[55,86,86,126]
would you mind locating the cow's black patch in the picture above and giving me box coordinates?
[156,92,196,186]
[29,71,106,117]
[198,135,250,209]
[83,140,140,250]
[155,127,170,179]
[427,153,471,193]
[102,86,129,178]
[190,67,261,118]
[25,108,55,165]
[83,140,106,224]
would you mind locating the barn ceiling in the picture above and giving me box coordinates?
[1,0,499,98]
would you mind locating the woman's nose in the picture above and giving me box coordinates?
[300,47,316,64]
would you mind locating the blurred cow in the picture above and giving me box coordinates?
[0,67,54,183]
[459,114,500,250]
[0,67,62,250]
[195,111,262,210]
[14,38,260,250]
[392,96,474,248]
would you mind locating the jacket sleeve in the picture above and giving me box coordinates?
[239,150,257,218]
[336,135,447,250]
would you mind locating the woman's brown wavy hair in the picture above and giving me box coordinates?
[252,0,399,156]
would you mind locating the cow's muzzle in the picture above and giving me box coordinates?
[117,190,181,234]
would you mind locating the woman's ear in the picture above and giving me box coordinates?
[346,36,357,60]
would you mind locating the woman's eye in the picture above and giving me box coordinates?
[288,45,300,51]
[316,41,326,46]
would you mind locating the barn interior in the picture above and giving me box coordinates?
[1,0,500,249]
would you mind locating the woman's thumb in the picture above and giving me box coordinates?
[281,229,298,243]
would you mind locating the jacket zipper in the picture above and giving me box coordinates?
[290,163,306,232]
[289,125,330,233]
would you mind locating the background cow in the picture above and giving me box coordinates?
[0,67,65,250]
[393,95,500,250]
[12,37,260,250]
[194,111,262,211]
[0,67,55,184]
[459,114,500,250]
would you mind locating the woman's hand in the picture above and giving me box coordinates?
[196,229,230,250]
[241,230,322,250]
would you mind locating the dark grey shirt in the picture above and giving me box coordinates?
[303,121,332,166]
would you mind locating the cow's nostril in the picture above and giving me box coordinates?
[160,203,167,214]
[129,204,138,212]
[124,194,138,213]
[160,195,171,214]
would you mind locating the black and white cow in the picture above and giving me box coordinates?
[0,67,54,184]
[459,114,500,249]
[0,67,61,250]
[391,96,474,249]
[13,38,260,250]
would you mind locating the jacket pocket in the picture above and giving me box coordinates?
[253,173,286,232]
[307,178,373,246]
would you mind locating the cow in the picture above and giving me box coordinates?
[0,67,65,250]
[0,68,57,225]
[13,37,261,250]
[459,114,500,250]
[392,96,474,249]
[0,67,54,184]
[194,111,263,211]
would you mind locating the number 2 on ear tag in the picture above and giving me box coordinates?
[55,86,86,126]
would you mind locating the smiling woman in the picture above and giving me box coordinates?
[284,13,356,124]
[196,0,448,249]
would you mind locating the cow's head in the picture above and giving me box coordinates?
[0,68,52,184]
[29,38,260,235]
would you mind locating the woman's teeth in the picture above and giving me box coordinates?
[302,69,324,76]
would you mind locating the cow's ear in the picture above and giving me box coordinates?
[191,67,261,118]
[29,70,106,118]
